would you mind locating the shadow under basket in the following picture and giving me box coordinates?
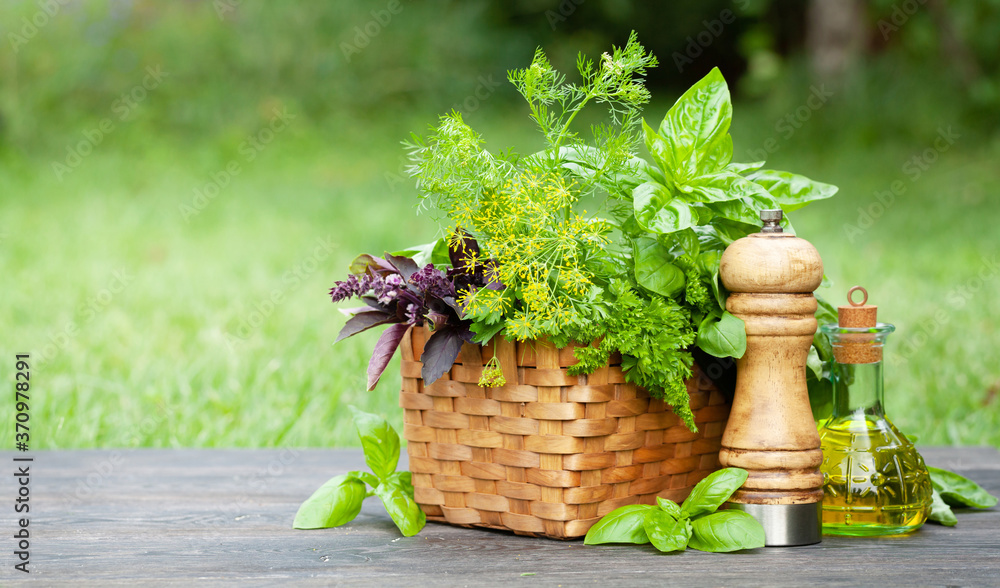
[399,326,731,540]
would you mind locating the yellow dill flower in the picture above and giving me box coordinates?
[507,312,538,341]
[478,356,506,388]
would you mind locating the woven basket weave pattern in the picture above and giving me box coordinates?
[400,326,730,539]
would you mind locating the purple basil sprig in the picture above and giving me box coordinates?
[330,250,479,390]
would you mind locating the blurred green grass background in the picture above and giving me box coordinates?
[1,1,998,448]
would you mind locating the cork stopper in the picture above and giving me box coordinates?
[837,286,877,328]
[833,286,882,364]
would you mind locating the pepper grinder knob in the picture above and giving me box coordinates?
[717,209,825,546]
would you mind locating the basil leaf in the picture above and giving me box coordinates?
[815,292,838,326]
[681,172,770,204]
[633,181,696,235]
[583,505,654,545]
[695,312,747,359]
[421,325,473,386]
[392,237,450,267]
[633,237,685,297]
[681,467,749,519]
[642,119,676,184]
[701,133,733,174]
[374,479,426,537]
[708,217,759,244]
[470,319,505,344]
[348,406,400,481]
[348,253,390,276]
[385,470,414,495]
[656,497,683,520]
[643,508,691,553]
[348,469,381,488]
[671,227,700,258]
[657,66,732,178]
[807,367,833,423]
[697,250,726,310]
[927,466,998,509]
[335,310,396,344]
[366,323,409,391]
[688,510,765,552]
[705,197,772,227]
[928,488,958,527]
[293,474,367,530]
[806,345,824,381]
[726,161,765,175]
[747,169,838,213]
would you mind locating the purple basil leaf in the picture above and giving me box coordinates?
[425,309,449,331]
[384,253,420,281]
[359,295,383,310]
[440,296,463,314]
[367,323,409,391]
[420,327,473,386]
[336,310,396,343]
[448,232,480,271]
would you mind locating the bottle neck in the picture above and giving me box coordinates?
[830,361,885,419]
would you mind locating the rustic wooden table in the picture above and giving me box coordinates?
[7,447,999,586]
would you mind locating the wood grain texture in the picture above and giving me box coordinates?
[3,447,997,586]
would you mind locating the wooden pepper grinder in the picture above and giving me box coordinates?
[718,209,824,546]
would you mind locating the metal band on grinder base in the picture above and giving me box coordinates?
[727,502,822,547]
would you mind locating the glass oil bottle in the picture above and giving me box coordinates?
[818,286,932,536]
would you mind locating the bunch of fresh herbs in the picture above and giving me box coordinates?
[403,33,837,428]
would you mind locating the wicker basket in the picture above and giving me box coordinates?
[399,326,730,539]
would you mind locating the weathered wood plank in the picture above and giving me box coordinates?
[2,447,997,586]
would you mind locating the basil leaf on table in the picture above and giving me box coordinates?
[348,469,381,489]
[348,406,400,481]
[688,510,765,552]
[643,509,691,553]
[293,474,367,530]
[927,466,999,509]
[681,467,749,519]
[385,470,414,495]
[656,497,683,520]
[584,505,654,545]
[695,311,747,360]
[928,488,958,527]
[375,480,426,537]
[633,236,685,297]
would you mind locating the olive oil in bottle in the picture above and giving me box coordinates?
[817,288,932,536]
